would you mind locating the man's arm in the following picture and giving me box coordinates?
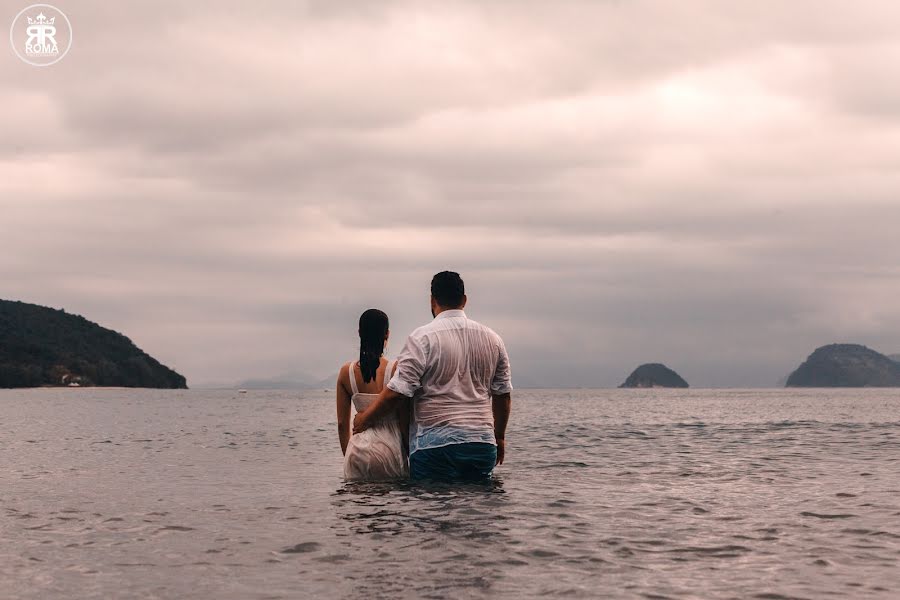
[353,333,427,433]
[353,386,407,433]
[490,337,513,465]
[492,392,511,465]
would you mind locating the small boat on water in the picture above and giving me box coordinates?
[237,389,248,394]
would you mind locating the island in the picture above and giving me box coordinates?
[619,363,689,388]
[0,299,187,389]
[785,343,900,387]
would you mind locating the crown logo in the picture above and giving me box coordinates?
[12,4,72,65]
[27,13,56,26]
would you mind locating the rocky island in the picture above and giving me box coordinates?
[619,363,689,388]
[0,299,187,389]
[785,344,900,387]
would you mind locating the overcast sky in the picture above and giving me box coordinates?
[3,0,900,388]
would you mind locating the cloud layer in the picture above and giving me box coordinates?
[3,0,900,387]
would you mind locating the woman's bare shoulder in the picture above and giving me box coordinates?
[337,361,352,392]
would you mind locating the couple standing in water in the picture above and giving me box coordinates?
[336,271,513,482]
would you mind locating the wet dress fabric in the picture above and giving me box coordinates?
[343,360,408,480]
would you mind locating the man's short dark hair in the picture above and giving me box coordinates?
[431,271,465,308]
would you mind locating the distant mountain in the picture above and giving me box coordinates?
[233,372,335,390]
[785,344,900,387]
[227,370,555,390]
[234,376,331,390]
[890,354,900,364]
[0,299,186,389]
[619,363,689,388]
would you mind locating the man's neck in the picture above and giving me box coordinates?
[433,306,465,318]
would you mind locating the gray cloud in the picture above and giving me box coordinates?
[2,0,900,387]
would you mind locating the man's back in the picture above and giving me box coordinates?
[387,309,512,454]
[353,270,513,481]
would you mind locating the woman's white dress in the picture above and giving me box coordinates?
[343,360,408,480]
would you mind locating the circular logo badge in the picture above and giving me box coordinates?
[9,4,72,66]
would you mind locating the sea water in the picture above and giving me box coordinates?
[2,388,898,598]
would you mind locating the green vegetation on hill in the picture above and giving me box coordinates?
[619,363,689,388]
[0,299,187,389]
[786,344,900,387]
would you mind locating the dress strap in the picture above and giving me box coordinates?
[382,360,395,392]
[348,361,359,395]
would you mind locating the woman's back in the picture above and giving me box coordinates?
[343,359,408,480]
[348,359,390,413]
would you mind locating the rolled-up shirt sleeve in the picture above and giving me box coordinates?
[387,332,429,398]
[490,337,513,395]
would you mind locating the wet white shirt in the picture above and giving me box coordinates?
[387,309,513,454]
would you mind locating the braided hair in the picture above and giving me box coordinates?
[358,308,389,383]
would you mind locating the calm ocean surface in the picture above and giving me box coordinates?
[2,388,899,599]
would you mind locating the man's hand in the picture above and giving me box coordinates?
[353,387,406,435]
[496,438,505,465]
[352,410,371,434]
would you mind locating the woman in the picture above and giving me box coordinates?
[336,308,408,480]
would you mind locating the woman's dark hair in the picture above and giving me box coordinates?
[431,271,465,308]
[358,308,389,383]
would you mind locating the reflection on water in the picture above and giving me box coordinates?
[330,479,510,597]
[1,388,899,599]
[332,478,506,537]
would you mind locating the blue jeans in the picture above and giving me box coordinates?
[409,442,497,482]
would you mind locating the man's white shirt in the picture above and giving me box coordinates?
[387,309,512,455]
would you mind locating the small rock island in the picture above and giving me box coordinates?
[785,344,900,387]
[0,299,187,389]
[619,363,689,388]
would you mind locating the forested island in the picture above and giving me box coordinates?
[619,363,689,388]
[785,344,900,387]
[0,299,187,389]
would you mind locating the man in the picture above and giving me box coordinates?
[353,271,512,481]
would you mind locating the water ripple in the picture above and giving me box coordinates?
[2,387,899,599]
